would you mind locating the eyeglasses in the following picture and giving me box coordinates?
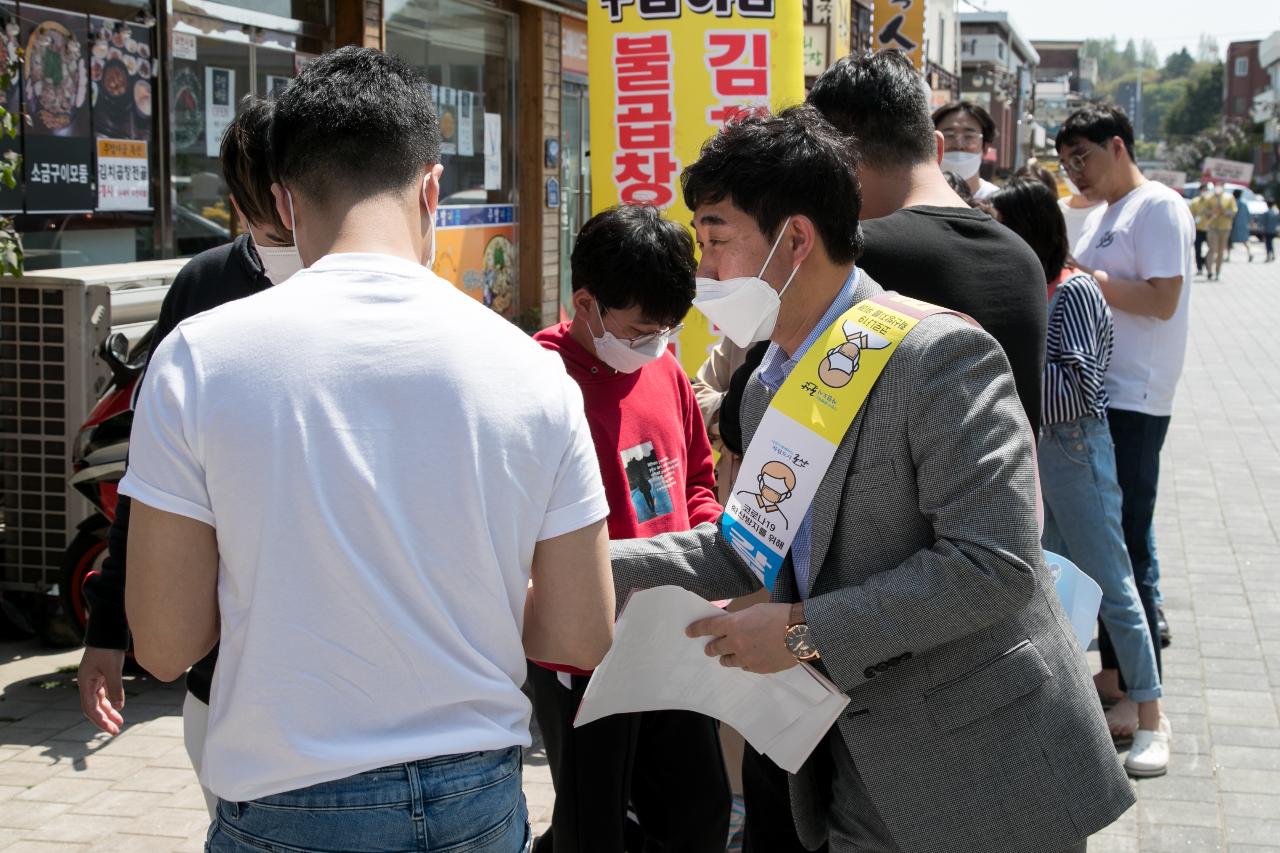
[1058,147,1097,176]
[941,130,984,146]
[601,308,682,348]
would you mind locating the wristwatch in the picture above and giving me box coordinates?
[784,615,820,662]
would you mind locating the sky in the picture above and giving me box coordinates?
[968,0,1279,62]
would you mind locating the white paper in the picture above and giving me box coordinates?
[1044,550,1103,651]
[575,586,849,773]
[459,91,475,157]
[483,112,502,191]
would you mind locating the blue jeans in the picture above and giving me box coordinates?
[1039,415,1162,702]
[206,747,531,853]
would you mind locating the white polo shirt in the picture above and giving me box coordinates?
[1075,181,1195,417]
[120,253,608,801]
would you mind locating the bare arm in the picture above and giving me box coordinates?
[125,501,219,682]
[523,518,614,670]
[1084,266,1183,321]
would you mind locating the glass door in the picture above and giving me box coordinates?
[559,80,590,321]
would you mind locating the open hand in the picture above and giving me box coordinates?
[78,646,126,735]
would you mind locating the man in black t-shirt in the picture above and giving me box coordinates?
[728,51,1051,853]
[807,50,1046,435]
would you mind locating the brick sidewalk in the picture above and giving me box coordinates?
[0,249,1275,851]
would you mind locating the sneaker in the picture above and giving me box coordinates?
[1125,716,1171,778]
[1157,606,1172,648]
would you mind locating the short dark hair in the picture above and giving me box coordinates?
[1232,188,1243,199]
[1055,103,1135,162]
[932,101,996,147]
[943,170,974,204]
[270,47,440,204]
[681,105,863,264]
[571,205,695,326]
[221,96,289,239]
[1014,164,1058,195]
[990,180,1069,284]
[807,50,935,169]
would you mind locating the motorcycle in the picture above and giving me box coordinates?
[59,329,152,641]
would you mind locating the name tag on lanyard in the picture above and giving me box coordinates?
[720,292,974,591]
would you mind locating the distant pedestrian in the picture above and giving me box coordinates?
[1189,184,1212,275]
[1206,184,1235,280]
[932,101,1000,200]
[1264,200,1278,262]
[1230,188,1254,262]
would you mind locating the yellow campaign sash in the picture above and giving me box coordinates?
[721,292,973,591]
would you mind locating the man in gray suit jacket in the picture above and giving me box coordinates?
[609,107,1133,852]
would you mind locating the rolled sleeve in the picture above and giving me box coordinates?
[118,330,215,527]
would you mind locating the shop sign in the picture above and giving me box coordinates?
[204,66,234,158]
[803,24,827,75]
[430,204,517,317]
[1146,168,1185,189]
[871,0,926,70]
[562,16,588,77]
[96,138,147,210]
[172,30,196,61]
[546,176,560,209]
[0,0,22,214]
[20,4,94,213]
[1202,157,1253,185]
[588,0,804,378]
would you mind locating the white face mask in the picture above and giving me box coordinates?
[589,302,669,374]
[253,238,304,284]
[693,217,801,348]
[941,151,982,180]
[826,349,856,375]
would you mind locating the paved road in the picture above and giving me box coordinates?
[0,249,1276,851]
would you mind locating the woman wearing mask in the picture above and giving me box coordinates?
[932,101,999,201]
[1230,188,1254,263]
[991,179,1171,778]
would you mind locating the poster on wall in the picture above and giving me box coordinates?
[483,112,502,191]
[20,4,93,212]
[431,204,516,317]
[587,0,804,379]
[439,86,457,155]
[205,66,234,157]
[0,0,22,213]
[90,17,152,211]
[871,0,926,70]
[458,90,474,157]
[171,64,204,153]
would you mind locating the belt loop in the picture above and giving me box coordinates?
[406,760,424,821]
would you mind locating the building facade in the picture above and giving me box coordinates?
[1226,39,1269,125]
[1254,32,1279,197]
[1,0,590,329]
[959,11,1038,173]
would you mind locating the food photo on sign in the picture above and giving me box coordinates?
[0,0,21,213]
[89,18,153,142]
[20,3,94,212]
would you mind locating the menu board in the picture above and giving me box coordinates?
[0,1,21,213]
[20,4,92,212]
[90,17,152,211]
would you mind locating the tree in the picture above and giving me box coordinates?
[1168,122,1247,176]
[1164,61,1223,141]
[1122,38,1138,70]
[1197,33,1219,63]
[1162,48,1195,81]
[0,47,20,277]
[1140,39,1159,70]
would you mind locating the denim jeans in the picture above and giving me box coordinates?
[1039,415,1162,702]
[206,747,531,853]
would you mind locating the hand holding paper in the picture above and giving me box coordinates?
[574,586,848,773]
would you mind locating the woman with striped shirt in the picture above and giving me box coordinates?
[992,180,1170,779]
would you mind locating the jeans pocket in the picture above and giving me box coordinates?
[1051,427,1091,469]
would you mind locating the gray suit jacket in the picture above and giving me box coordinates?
[611,272,1133,853]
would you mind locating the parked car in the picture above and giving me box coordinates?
[1181,181,1268,237]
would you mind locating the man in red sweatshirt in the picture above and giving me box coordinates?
[529,204,729,853]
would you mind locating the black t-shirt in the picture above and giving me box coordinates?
[858,206,1047,433]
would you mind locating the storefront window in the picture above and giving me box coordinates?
[5,0,163,271]
[385,0,517,316]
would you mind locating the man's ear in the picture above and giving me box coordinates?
[934,130,945,165]
[422,163,445,215]
[271,183,293,231]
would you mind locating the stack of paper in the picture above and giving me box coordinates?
[1044,549,1103,652]
[574,586,849,773]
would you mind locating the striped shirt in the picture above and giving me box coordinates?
[1043,271,1114,426]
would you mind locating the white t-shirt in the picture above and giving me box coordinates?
[1059,196,1105,252]
[1074,181,1195,416]
[120,253,608,802]
[974,178,1000,201]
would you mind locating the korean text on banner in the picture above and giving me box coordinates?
[872,0,926,70]
[588,0,804,381]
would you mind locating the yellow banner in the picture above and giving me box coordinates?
[587,0,805,379]
[872,0,927,70]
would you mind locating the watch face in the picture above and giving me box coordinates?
[786,624,818,660]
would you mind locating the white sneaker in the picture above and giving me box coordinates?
[1124,716,1171,778]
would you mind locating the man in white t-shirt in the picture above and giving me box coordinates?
[1059,102,1193,733]
[121,47,615,852]
[932,101,1000,200]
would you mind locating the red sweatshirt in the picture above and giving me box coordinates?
[532,322,722,673]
